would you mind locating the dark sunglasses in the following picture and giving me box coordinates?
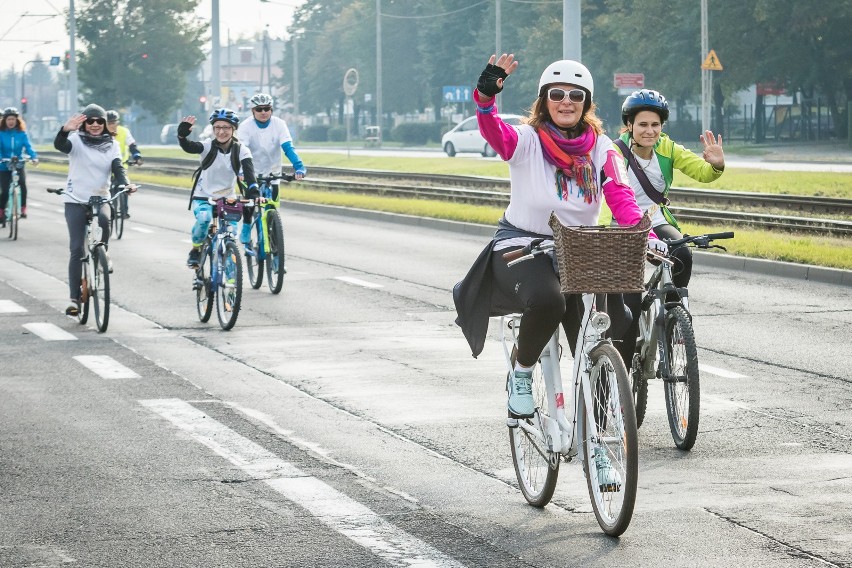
[547,87,586,104]
[253,106,272,112]
[85,118,106,125]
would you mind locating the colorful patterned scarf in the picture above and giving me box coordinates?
[537,122,599,203]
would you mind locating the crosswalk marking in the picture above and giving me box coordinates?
[699,363,748,379]
[22,322,77,341]
[335,276,384,289]
[141,399,464,568]
[73,355,141,379]
[0,300,27,313]
[131,226,154,234]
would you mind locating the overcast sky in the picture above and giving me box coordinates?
[0,0,305,72]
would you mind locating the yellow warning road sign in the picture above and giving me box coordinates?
[701,50,723,71]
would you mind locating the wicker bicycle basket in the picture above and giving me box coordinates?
[548,212,651,294]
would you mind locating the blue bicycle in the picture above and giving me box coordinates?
[193,197,247,330]
[244,172,294,294]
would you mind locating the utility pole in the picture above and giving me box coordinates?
[563,0,581,61]
[495,0,501,110]
[701,0,710,132]
[375,0,382,145]
[211,0,221,106]
[293,34,299,121]
[69,0,79,111]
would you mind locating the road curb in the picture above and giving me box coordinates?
[281,200,852,288]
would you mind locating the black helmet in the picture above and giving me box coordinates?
[3,107,19,117]
[106,110,120,122]
[209,108,239,127]
[621,89,669,125]
[81,103,107,120]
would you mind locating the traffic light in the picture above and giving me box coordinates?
[141,53,148,60]
[199,95,207,113]
[63,50,70,71]
[20,98,27,114]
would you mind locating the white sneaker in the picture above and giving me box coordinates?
[594,446,622,492]
[507,369,535,418]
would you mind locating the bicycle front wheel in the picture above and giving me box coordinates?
[78,260,90,325]
[91,247,110,332]
[216,240,242,330]
[245,217,264,289]
[581,343,638,537]
[663,306,700,450]
[264,209,285,294]
[8,189,18,240]
[508,347,559,507]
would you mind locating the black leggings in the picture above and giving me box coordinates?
[65,203,110,300]
[617,222,693,366]
[0,167,27,208]
[491,248,633,368]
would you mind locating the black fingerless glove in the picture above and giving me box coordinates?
[477,63,508,97]
[177,121,192,138]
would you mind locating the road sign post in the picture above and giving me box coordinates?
[614,73,645,96]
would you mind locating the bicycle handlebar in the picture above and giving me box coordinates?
[256,172,297,184]
[47,184,139,204]
[665,231,735,249]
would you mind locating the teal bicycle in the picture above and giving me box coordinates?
[244,171,294,294]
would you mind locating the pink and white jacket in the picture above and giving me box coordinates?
[474,91,655,240]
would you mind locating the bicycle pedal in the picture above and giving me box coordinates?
[506,418,519,428]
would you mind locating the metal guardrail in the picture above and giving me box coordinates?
[37,152,851,235]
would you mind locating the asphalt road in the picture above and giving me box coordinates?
[1,172,850,567]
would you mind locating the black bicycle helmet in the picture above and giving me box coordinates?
[3,107,19,117]
[209,108,240,127]
[621,89,669,125]
[106,110,120,122]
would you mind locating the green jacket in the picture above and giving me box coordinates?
[616,132,723,229]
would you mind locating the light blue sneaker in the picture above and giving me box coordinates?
[508,369,535,418]
[594,446,622,492]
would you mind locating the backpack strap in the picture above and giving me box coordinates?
[614,139,669,206]
[229,142,247,195]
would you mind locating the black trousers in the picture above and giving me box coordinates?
[491,248,633,368]
[65,203,110,300]
[0,167,27,208]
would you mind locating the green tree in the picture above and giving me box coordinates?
[75,0,206,121]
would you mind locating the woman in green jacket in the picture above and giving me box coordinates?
[614,89,724,366]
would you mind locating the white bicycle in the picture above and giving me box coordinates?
[501,239,639,536]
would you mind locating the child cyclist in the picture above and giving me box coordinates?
[177,108,259,267]
[236,93,306,246]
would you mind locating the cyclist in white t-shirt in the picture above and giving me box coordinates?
[177,108,259,267]
[237,93,305,245]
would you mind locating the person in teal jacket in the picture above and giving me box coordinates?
[613,89,724,367]
[0,107,38,223]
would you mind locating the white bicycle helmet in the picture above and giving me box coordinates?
[249,93,273,108]
[538,60,594,99]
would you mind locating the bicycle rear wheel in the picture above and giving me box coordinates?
[508,346,559,507]
[114,194,125,239]
[8,189,18,240]
[264,209,285,294]
[245,216,264,289]
[216,240,242,330]
[195,243,213,323]
[91,246,110,332]
[581,343,637,537]
[663,306,700,450]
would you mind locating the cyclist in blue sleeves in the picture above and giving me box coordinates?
[0,107,38,223]
[237,93,305,246]
[177,108,260,268]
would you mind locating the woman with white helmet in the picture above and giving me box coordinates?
[453,54,665,419]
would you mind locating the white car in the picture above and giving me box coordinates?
[441,114,523,157]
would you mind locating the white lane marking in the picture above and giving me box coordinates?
[699,363,748,379]
[335,276,384,289]
[141,399,465,568]
[28,202,43,208]
[131,226,154,234]
[73,355,141,379]
[0,300,27,313]
[22,322,77,341]
[54,208,65,214]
